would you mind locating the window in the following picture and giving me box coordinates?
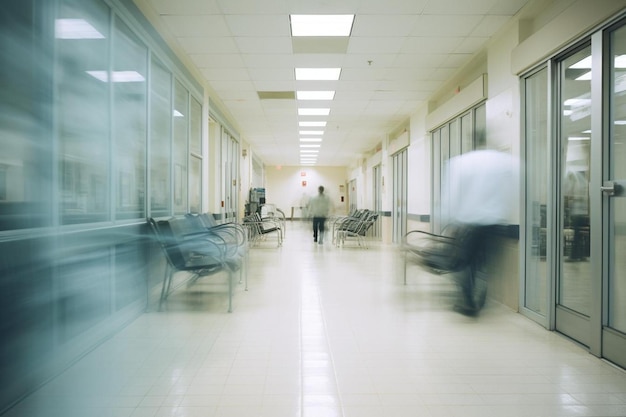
[57,0,111,224]
[149,58,172,216]
[431,103,486,231]
[113,17,147,220]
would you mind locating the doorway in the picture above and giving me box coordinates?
[522,19,626,369]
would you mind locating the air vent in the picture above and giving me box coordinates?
[257,91,296,100]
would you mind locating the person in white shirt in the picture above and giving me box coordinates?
[307,186,332,244]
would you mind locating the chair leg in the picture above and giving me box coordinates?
[159,265,172,311]
[228,268,233,313]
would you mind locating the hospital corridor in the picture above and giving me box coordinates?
[5,222,626,417]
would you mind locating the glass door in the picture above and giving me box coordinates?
[603,22,626,369]
[555,44,594,346]
[522,67,551,323]
[392,149,407,243]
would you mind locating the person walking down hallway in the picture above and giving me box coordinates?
[308,185,332,244]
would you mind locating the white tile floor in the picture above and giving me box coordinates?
[6,221,626,417]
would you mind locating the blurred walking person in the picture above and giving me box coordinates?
[307,186,332,244]
[441,149,519,315]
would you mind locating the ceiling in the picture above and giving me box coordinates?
[137,0,531,167]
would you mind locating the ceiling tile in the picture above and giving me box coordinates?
[140,0,533,166]
[190,54,246,68]
[356,0,428,14]
[225,15,290,37]
[351,15,420,37]
[148,0,220,15]
[242,54,295,68]
[177,37,239,54]
[347,37,405,54]
[200,68,250,81]
[217,0,289,14]
[411,15,483,37]
[401,37,463,54]
[472,15,512,37]
[423,0,498,15]
[234,37,293,54]
[161,15,230,37]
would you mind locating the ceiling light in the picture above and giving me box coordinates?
[300,138,322,142]
[300,149,319,153]
[298,108,330,116]
[299,130,324,135]
[290,15,354,37]
[297,91,335,100]
[295,68,341,81]
[56,18,105,39]
[300,144,321,148]
[299,121,327,127]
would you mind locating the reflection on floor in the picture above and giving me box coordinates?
[5,221,626,417]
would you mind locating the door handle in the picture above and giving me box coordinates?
[601,181,620,196]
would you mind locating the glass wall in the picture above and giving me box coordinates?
[149,58,172,217]
[522,67,550,317]
[113,18,147,220]
[221,127,240,221]
[189,97,203,213]
[53,0,202,224]
[431,103,486,231]
[57,0,111,224]
[0,0,208,410]
[392,149,408,242]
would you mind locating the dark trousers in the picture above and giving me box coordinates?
[312,217,326,241]
[454,225,493,311]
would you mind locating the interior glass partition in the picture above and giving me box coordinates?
[430,104,484,233]
[604,21,626,368]
[149,58,172,217]
[173,80,189,214]
[522,67,550,319]
[113,17,147,220]
[555,44,593,347]
[189,97,202,213]
[392,149,407,243]
[521,17,626,369]
[57,0,111,224]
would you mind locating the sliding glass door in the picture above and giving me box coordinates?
[522,18,626,369]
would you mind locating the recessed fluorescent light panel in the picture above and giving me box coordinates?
[300,138,322,142]
[290,14,354,37]
[300,144,321,148]
[297,91,335,100]
[299,121,327,127]
[295,68,341,81]
[299,130,324,135]
[298,108,330,116]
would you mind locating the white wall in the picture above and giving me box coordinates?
[263,165,349,218]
